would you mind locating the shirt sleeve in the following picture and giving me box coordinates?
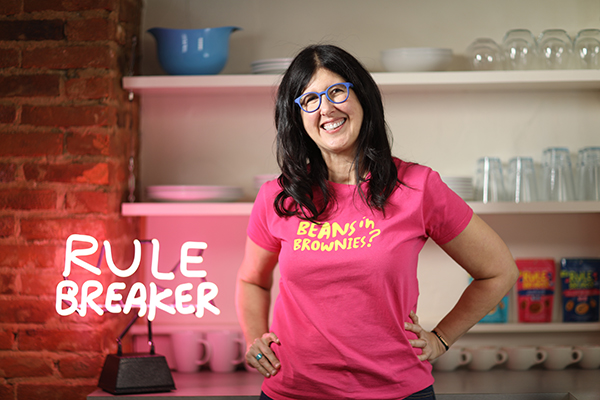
[247,181,282,253]
[422,169,473,245]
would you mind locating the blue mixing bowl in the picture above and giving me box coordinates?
[148,26,241,75]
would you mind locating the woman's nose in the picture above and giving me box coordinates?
[319,94,336,114]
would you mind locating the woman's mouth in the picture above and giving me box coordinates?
[322,119,346,132]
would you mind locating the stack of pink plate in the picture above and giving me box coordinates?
[146,185,243,202]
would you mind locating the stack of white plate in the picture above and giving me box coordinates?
[441,176,473,201]
[146,185,243,202]
[251,58,293,74]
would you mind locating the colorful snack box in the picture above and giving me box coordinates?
[516,259,555,323]
[560,258,600,323]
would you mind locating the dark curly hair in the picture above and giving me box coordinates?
[274,44,400,222]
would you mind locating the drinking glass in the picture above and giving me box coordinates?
[576,147,600,200]
[537,29,573,69]
[474,157,507,203]
[466,38,504,71]
[506,157,538,203]
[502,29,538,70]
[541,147,576,201]
[573,29,600,69]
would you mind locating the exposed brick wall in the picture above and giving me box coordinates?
[0,1,142,399]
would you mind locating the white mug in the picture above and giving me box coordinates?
[206,330,245,373]
[467,346,508,371]
[170,330,211,373]
[576,345,600,369]
[503,346,547,370]
[432,347,472,371]
[541,345,583,370]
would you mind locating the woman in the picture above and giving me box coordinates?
[235,44,518,400]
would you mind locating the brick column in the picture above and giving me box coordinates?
[0,1,142,399]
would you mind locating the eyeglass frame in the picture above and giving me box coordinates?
[294,82,354,113]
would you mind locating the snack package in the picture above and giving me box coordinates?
[516,259,555,323]
[560,258,600,323]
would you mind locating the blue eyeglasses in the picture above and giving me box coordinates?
[294,82,354,113]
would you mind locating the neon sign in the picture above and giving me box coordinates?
[56,234,221,321]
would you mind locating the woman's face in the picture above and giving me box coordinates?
[299,68,363,161]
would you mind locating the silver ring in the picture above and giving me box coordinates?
[256,353,263,361]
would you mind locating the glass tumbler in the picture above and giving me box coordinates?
[474,157,507,203]
[506,157,538,203]
[573,29,600,69]
[502,29,538,70]
[576,147,600,200]
[541,147,576,201]
[537,29,573,69]
[466,38,504,71]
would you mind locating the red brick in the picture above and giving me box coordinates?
[0,216,16,237]
[21,272,60,296]
[0,20,64,41]
[0,189,57,211]
[58,354,104,378]
[23,162,110,185]
[0,382,15,400]
[25,0,116,12]
[0,330,15,350]
[18,383,98,400]
[0,75,60,97]
[0,48,20,68]
[0,299,55,324]
[0,217,14,236]
[0,243,60,269]
[0,163,17,183]
[22,45,115,70]
[66,190,114,214]
[0,272,17,295]
[65,77,112,100]
[21,105,116,127]
[0,104,17,124]
[66,18,114,41]
[0,354,54,378]
[66,131,110,155]
[19,328,105,352]
[0,0,21,15]
[20,217,109,241]
[0,131,63,157]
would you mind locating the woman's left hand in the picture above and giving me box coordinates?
[404,310,447,361]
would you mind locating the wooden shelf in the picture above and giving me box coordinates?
[122,201,600,217]
[123,70,600,95]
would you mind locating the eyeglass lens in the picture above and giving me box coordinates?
[298,83,351,113]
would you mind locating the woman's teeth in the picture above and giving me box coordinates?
[323,119,345,131]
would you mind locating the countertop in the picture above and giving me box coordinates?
[87,368,599,400]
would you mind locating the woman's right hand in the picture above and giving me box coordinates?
[246,332,281,378]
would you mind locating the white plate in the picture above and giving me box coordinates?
[146,185,243,202]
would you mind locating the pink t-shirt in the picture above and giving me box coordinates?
[248,159,473,400]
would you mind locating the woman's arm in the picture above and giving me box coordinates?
[406,213,519,360]
[235,237,281,377]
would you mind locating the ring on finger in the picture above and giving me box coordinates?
[256,353,263,361]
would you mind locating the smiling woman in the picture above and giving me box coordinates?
[235,44,519,400]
